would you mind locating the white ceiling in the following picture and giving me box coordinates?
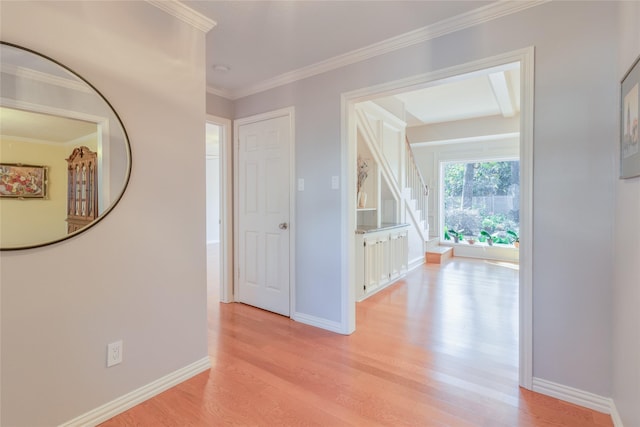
[0,107,97,145]
[1,1,524,147]
[180,0,522,127]
[392,65,521,126]
[183,1,494,96]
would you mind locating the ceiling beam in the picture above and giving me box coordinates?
[488,71,516,118]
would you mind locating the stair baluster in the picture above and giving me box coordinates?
[405,136,429,235]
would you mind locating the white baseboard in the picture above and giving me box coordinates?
[610,400,624,427]
[408,256,425,271]
[292,312,346,334]
[532,377,613,415]
[59,356,211,427]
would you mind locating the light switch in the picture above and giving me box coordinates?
[331,176,339,190]
[298,178,305,191]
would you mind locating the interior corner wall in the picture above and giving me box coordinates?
[232,1,618,398]
[0,2,208,426]
[612,1,640,425]
[206,92,234,119]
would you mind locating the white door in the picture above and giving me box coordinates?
[237,114,291,316]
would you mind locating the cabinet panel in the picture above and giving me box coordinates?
[355,225,409,301]
[363,235,379,295]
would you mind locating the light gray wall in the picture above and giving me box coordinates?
[0,2,208,426]
[613,1,640,425]
[232,1,619,397]
[206,91,234,119]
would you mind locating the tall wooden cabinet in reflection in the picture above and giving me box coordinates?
[66,146,98,233]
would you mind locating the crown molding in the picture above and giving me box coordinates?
[206,85,233,100]
[1,64,93,93]
[146,0,216,33]
[227,0,548,100]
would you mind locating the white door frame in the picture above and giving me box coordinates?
[341,47,534,389]
[233,107,296,316]
[207,114,233,303]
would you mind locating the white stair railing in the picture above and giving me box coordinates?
[355,105,430,243]
[405,136,429,234]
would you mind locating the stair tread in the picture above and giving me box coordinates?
[426,246,453,254]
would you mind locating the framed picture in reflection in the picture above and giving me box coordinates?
[0,163,49,199]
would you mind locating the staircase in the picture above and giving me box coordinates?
[355,102,455,266]
[405,141,452,264]
[403,136,429,241]
[356,103,431,266]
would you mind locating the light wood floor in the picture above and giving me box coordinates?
[101,258,612,426]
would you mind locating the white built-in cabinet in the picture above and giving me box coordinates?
[355,101,413,302]
[355,225,409,301]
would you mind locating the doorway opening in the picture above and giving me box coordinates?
[206,121,222,303]
[343,48,533,389]
[206,115,232,304]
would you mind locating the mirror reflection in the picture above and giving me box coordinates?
[0,42,131,250]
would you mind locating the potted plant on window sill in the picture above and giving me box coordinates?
[480,230,495,246]
[444,228,464,243]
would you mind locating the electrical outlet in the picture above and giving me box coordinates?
[107,340,123,367]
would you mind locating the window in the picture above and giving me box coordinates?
[442,160,520,245]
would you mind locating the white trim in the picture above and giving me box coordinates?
[342,46,535,389]
[610,400,624,427]
[1,98,106,126]
[1,64,93,93]
[0,133,94,147]
[292,312,345,335]
[341,99,358,335]
[447,243,520,263]
[59,357,210,427]
[220,1,547,100]
[146,0,216,33]
[288,110,297,319]
[207,85,234,100]
[532,377,613,415]
[412,132,520,148]
[233,107,296,318]
[2,97,115,213]
[519,47,535,390]
[408,257,426,271]
[207,115,233,304]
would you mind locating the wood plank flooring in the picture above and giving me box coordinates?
[100,258,612,426]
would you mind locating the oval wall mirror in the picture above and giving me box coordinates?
[0,42,131,250]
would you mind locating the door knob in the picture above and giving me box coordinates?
[279,222,288,230]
